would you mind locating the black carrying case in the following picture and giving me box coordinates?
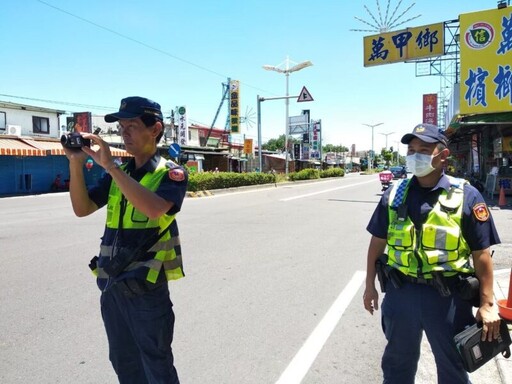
[454,321,512,372]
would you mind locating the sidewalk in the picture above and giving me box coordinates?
[494,269,512,384]
[416,199,512,383]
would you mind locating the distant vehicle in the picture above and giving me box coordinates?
[389,166,407,179]
[379,170,393,191]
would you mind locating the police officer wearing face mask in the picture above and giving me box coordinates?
[363,123,502,384]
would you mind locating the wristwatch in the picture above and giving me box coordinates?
[105,162,120,174]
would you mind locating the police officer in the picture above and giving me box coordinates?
[363,123,501,384]
[63,96,187,384]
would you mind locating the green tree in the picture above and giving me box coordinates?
[380,147,393,165]
[262,135,286,151]
[323,144,349,153]
[262,134,300,152]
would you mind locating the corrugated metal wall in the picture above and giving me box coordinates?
[0,156,106,196]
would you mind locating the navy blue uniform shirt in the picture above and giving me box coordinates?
[366,174,500,251]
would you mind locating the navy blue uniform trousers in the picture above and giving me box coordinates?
[101,282,180,384]
[381,281,475,384]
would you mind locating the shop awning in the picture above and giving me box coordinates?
[182,149,229,156]
[0,137,131,157]
[0,138,46,156]
[446,111,512,137]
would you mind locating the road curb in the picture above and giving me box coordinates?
[186,190,213,198]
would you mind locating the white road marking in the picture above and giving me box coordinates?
[186,178,376,200]
[275,271,366,384]
[280,180,377,202]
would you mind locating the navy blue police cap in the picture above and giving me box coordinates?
[401,123,448,146]
[104,96,163,123]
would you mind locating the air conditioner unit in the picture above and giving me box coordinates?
[7,125,22,136]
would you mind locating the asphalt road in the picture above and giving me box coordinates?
[1,174,509,383]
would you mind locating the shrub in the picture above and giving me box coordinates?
[289,168,320,181]
[187,172,275,192]
[320,168,345,178]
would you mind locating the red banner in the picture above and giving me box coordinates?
[422,94,438,126]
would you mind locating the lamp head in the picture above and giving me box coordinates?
[289,61,313,73]
[262,65,285,73]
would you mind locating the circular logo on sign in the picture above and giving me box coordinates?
[178,106,186,115]
[464,22,494,49]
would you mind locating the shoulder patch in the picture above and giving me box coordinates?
[472,202,489,222]
[168,168,185,182]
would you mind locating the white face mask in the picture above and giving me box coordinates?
[406,153,436,177]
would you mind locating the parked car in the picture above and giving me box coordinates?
[389,166,407,179]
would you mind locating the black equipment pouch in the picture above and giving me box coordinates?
[431,271,452,297]
[103,247,139,278]
[375,254,388,293]
[456,274,481,307]
[88,256,98,273]
[375,254,403,292]
[454,321,512,373]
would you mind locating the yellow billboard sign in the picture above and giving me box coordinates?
[460,7,512,114]
[243,138,253,154]
[363,23,444,67]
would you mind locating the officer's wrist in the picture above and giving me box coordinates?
[105,162,119,174]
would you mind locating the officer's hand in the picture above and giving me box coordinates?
[476,304,501,342]
[363,287,379,315]
[81,134,114,171]
[62,144,88,165]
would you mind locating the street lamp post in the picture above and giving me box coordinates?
[379,131,395,150]
[263,56,313,177]
[362,122,383,172]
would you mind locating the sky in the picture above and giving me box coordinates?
[0,0,501,155]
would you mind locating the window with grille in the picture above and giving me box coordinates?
[33,116,49,134]
[0,111,5,130]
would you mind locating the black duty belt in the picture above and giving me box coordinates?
[401,274,459,285]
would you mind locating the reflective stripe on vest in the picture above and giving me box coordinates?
[97,158,184,283]
[386,176,473,278]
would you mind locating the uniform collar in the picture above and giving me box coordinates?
[410,172,451,192]
[125,152,161,173]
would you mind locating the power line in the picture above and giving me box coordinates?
[36,0,272,95]
[0,93,114,111]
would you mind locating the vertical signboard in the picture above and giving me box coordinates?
[229,80,240,133]
[176,106,188,146]
[243,138,253,155]
[460,7,512,114]
[73,112,92,133]
[422,94,438,126]
[311,121,320,159]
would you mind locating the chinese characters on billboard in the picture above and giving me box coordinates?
[229,80,240,133]
[175,106,188,146]
[364,23,444,67]
[460,8,512,114]
[73,112,92,133]
[422,94,438,126]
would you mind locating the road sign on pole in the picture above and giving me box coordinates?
[168,143,181,158]
[297,86,314,102]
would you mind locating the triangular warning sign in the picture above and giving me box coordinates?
[297,86,314,102]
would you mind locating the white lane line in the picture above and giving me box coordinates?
[280,180,377,202]
[275,271,366,384]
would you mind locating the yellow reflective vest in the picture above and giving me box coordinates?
[95,157,185,283]
[386,177,474,278]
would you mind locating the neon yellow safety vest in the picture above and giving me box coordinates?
[95,157,184,283]
[386,177,473,278]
